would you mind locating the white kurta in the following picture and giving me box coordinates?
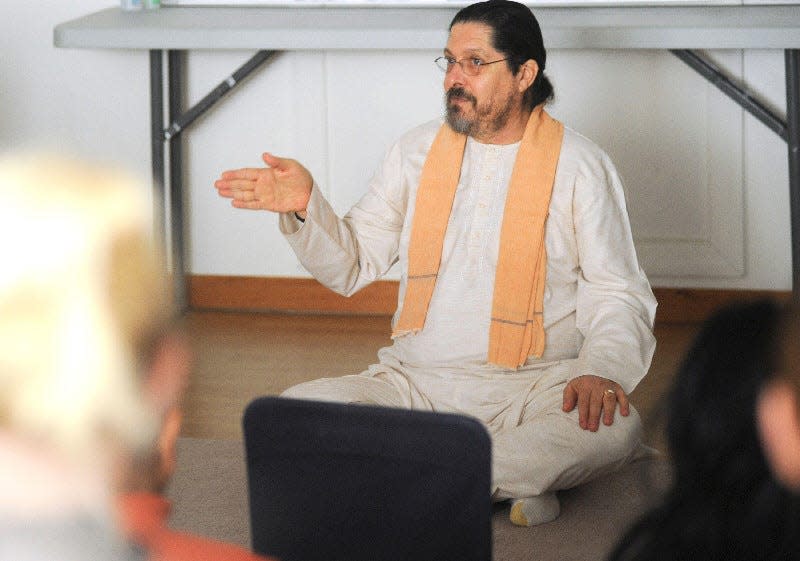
[279,118,657,499]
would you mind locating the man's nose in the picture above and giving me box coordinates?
[444,62,467,90]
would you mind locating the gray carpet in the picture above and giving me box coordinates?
[166,437,671,561]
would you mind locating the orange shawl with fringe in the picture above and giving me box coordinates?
[392,106,564,369]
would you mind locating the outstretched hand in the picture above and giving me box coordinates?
[562,374,629,431]
[214,153,313,214]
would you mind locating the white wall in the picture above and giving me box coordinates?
[2,2,792,290]
[0,3,152,189]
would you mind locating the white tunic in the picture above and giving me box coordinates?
[279,119,658,498]
[280,119,656,393]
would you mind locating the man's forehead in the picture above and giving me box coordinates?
[445,22,497,55]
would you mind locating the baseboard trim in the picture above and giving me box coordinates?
[648,287,791,323]
[188,275,399,315]
[188,275,790,323]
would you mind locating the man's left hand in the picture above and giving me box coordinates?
[562,375,629,432]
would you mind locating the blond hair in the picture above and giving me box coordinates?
[0,154,169,465]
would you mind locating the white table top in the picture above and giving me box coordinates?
[54,5,800,50]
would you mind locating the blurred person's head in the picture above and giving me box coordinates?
[608,298,800,561]
[0,154,179,514]
[757,302,800,491]
[665,299,781,498]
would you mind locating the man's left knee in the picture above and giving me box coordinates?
[593,405,644,461]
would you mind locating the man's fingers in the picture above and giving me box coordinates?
[231,199,265,210]
[587,390,603,431]
[600,385,630,426]
[562,383,577,412]
[216,154,311,214]
[602,388,617,426]
[565,375,630,431]
[232,189,257,202]
[262,152,285,169]
[617,390,630,417]
[577,389,590,430]
[219,167,262,181]
[215,176,267,203]
[215,178,256,193]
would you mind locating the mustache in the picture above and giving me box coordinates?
[446,87,476,105]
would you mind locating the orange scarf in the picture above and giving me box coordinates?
[392,106,564,369]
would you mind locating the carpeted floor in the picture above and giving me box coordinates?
[166,437,671,561]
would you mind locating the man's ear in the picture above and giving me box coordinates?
[517,59,539,95]
[143,333,191,415]
[757,380,800,490]
[142,334,190,493]
[155,406,182,489]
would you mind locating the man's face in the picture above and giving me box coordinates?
[443,22,524,142]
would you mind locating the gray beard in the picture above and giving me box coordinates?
[445,106,475,136]
[444,89,516,140]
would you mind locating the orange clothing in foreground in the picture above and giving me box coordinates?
[118,492,277,561]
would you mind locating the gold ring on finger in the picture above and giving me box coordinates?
[604,388,616,397]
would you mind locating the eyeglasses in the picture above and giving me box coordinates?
[434,56,509,76]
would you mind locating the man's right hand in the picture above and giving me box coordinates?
[214,152,313,217]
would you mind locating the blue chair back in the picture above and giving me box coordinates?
[243,396,492,561]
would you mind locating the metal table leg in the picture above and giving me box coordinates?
[150,49,166,265]
[148,49,276,313]
[672,49,800,298]
[787,49,800,300]
[168,50,187,312]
